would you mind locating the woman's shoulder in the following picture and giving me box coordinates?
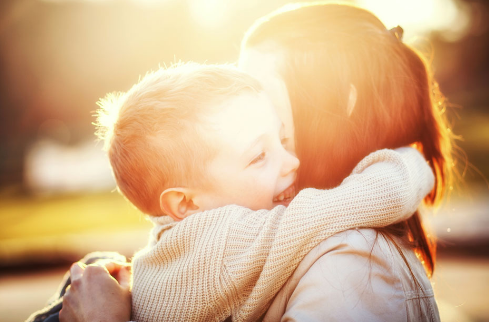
[295,228,408,294]
[265,228,439,322]
[319,227,389,250]
[296,228,404,268]
[303,228,438,296]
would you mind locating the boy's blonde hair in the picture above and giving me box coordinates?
[96,63,262,215]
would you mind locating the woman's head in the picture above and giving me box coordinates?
[240,3,454,207]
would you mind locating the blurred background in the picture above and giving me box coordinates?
[0,0,488,321]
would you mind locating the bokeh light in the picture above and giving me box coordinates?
[358,0,471,41]
[188,0,230,29]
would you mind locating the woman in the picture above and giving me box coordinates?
[58,3,454,321]
[237,3,453,321]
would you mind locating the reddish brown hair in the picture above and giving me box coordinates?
[242,3,455,276]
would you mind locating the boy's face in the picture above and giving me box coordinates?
[195,92,299,211]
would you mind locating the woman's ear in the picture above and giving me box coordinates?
[347,84,357,117]
[159,188,200,221]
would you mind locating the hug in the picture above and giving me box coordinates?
[29,3,454,322]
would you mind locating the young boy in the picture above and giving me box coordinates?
[94,63,434,321]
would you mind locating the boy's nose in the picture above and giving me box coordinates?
[281,150,300,177]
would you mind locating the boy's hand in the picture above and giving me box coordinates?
[59,261,132,322]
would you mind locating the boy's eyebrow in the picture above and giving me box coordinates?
[242,117,284,158]
[242,120,284,158]
[243,134,266,157]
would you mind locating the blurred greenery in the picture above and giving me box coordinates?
[0,191,152,268]
[0,191,149,240]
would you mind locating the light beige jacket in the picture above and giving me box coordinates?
[264,228,440,322]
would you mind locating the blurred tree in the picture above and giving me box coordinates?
[0,0,38,193]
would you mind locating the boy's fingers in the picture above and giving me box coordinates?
[70,262,86,280]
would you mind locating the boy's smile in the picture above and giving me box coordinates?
[273,182,296,206]
[193,91,299,211]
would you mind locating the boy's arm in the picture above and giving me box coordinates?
[227,147,434,321]
[131,147,434,322]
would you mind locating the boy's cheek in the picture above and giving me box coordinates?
[229,186,272,210]
[250,189,276,210]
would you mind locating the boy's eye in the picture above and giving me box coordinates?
[250,152,266,165]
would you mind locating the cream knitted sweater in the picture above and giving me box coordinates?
[131,148,435,322]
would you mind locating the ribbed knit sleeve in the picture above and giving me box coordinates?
[131,148,434,322]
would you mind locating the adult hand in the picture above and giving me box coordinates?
[59,261,132,322]
[93,258,132,286]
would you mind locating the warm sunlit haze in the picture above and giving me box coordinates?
[0,0,488,321]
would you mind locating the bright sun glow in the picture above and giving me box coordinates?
[38,0,472,40]
[357,0,471,41]
[188,0,230,29]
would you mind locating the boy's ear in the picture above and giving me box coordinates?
[347,84,357,117]
[159,188,200,221]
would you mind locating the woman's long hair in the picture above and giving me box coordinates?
[242,3,456,277]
